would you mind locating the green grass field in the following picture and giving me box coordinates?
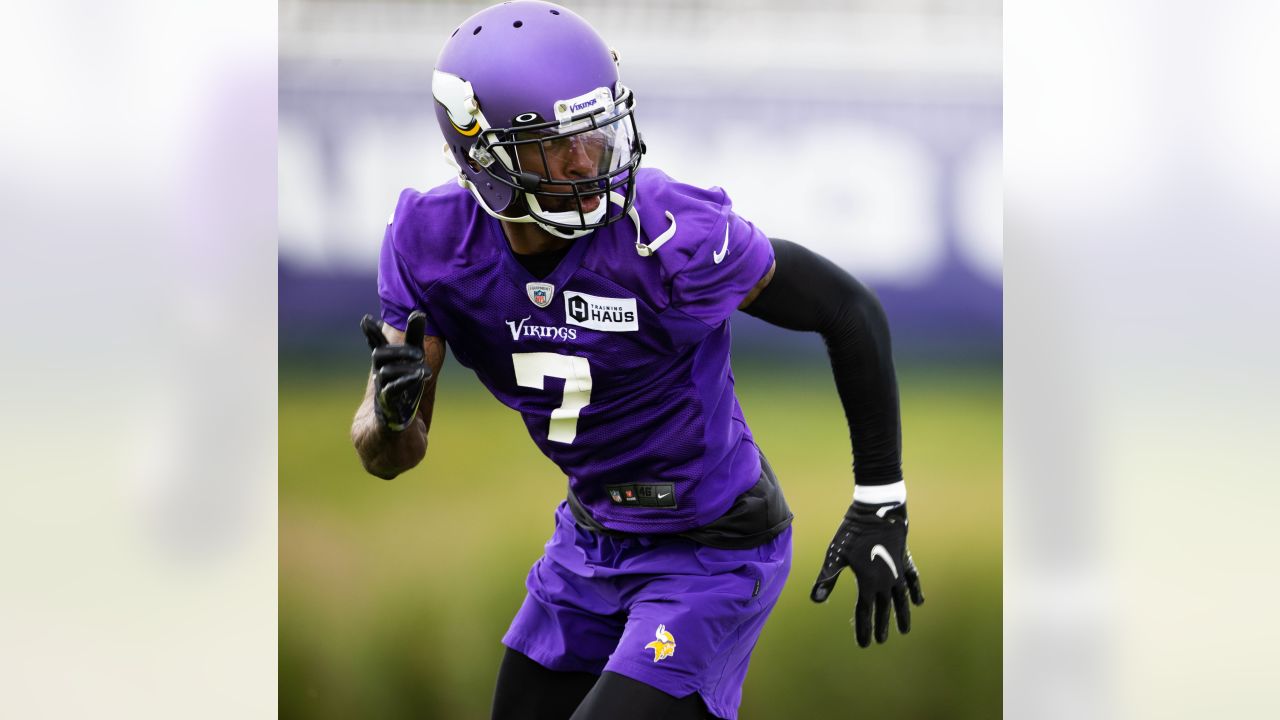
[280,360,1001,719]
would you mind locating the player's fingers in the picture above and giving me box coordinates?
[372,345,424,369]
[376,362,413,384]
[809,572,840,603]
[906,570,925,606]
[905,550,925,605]
[854,593,873,648]
[361,314,388,350]
[907,572,925,606]
[810,561,845,603]
[892,584,911,634]
[380,368,426,396]
[405,310,427,348]
[874,593,891,644]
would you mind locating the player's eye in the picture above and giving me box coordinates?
[544,136,573,155]
[579,134,608,153]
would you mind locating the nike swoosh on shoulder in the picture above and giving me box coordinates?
[870,544,900,579]
[712,225,729,264]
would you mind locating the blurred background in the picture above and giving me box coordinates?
[279,0,1001,718]
[5,1,1277,718]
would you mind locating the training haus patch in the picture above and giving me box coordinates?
[563,290,638,332]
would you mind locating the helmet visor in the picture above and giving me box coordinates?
[483,90,641,228]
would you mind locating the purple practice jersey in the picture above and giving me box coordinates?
[378,168,775,534]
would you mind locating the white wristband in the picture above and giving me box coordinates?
[853,480,906,505]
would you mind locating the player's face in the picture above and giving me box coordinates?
[514,127,614,214]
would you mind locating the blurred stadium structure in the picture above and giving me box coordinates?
[279,0,1001,360]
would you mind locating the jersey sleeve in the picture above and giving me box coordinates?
[669,209,775,329]
[376,188,447,337]
[377,225,424,333]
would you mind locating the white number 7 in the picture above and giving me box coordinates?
[512,352,593,444]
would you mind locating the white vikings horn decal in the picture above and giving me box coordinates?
[432,70,482,137]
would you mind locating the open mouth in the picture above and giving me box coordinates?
[539,190,601,215]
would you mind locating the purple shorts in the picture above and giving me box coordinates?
[502,502,793,720]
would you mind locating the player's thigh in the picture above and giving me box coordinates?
[604,530,793,717]
[502,553,627,674]
[492,648,599,720]
[569,671,713,720]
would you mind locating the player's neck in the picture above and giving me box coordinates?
[501,220,575,256]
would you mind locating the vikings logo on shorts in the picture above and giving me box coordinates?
[644,624,676,662]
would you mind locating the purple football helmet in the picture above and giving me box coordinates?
[432,1,644,239]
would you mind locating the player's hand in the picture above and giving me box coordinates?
[810,501,924,647]
[360,311,432,432]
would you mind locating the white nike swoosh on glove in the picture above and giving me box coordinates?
[870,544,899,579]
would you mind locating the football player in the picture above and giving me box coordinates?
[350,2,924,718]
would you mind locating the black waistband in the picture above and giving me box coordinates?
[565,452,793,550]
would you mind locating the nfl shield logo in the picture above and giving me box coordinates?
[609,489,622,503]
[526,282,555,308]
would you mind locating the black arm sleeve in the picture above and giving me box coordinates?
[742,238,902,487]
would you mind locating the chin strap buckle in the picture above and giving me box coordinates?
[634,211,677,257]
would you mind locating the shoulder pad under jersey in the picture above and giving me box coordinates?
[385,180,498,290]
[628,167,732,274]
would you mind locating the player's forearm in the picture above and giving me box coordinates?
[351,375,429,479]
[743,238,903,488]
[822,286,903,487]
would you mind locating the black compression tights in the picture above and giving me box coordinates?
[491,649,715,720]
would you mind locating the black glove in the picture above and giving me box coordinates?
[360,311,431,432]
[810,501,925,647]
